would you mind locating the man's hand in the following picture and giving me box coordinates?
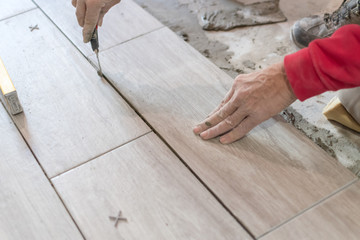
[193,62,296,144]
[72,0,120,43]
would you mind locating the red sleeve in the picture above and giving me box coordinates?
[284,24,360,101]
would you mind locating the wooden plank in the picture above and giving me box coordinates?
[0,57,16,95]
[0,103,83,240]
[0,9,150,178]
[0,0,35,21]
[33,0,163,57]
[0,57,23,115]
[52,132,252,240]
[260,180,360,240]
[88,27,356,237]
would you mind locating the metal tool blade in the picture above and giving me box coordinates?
[95,49,103,77]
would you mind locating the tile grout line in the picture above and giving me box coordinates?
[32,0,165,69]
[30,0,95,61]
[3,1,252,238]
[20,3,247,237]
[0,7,38,22]
[0,101,87,240]
[257,178,359,239]
[86,26,165,58]
[4,3,160,238]
[50,130,152,179]
[97,74,257,239]
[4,6,353,239]
[150,131,257,239]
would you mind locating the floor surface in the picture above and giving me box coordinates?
[0,0,359,239]
[134,0,360,175]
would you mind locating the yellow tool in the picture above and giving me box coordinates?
[0,57,23,115]
[323,96,360,132]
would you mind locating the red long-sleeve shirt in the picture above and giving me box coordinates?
[284,24,360,101]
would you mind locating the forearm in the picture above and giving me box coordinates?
[284,24,360,101]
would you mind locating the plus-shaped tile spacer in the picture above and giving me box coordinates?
[109,211,127,227]
[29,25,39,32]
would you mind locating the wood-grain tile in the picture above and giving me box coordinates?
[0,103,83,240]
[88,27,356,237]
[33,0,163,57]
[0,0,35,21]
[0,10,150,178]
[52,132,251,240]
[260,180,360,240]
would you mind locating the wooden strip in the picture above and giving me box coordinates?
[0,0,35,21]
[52,132,251,240]
[0,57,16,95]
[0,103,83,240]
[0,57,23,115]
[0,10,150,178]
[260,180,360,240]
[89,27,356,237]
[33,0,163,57]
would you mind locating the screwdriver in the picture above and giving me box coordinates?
[90,25,103,77]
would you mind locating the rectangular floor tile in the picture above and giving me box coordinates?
[261,180,360,240]
[89,27,356,237]
[52,133,251,240]
[0,103,83,240]
[33,0,163,56]
[0,0,35,21]
[0,9,150,177]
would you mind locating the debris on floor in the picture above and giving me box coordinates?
[180,0,287,31]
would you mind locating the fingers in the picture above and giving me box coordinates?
[207,88,234,117]
[82,2,103,43]
[72,0,77,7]
[75,0,86,27]
[193,98,238,136]
[97,6,111,27]
[73,0,121,42]
[97,0,120,26]
[200,106,248,139]
[220,116,260,144]
[199,116,238,140]
[193,88,234,135]
[98,12,105,26]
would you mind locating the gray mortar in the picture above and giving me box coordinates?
[242,60,256,70]
[135,0,360,175]
[283,107,360,176]
[188,0,286,31]
[134,0,242,77]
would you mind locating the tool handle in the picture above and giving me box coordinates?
[90,26,99,51]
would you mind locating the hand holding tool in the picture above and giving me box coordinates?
[72,0,121,43]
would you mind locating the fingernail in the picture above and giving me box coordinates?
[193,126,201,134]
[220,137,228,144]
[84,33,92,43]
[200,131,208,138]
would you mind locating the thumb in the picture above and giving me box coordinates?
[98,12,105,26]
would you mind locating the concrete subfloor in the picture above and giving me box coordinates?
[134,0,360,175]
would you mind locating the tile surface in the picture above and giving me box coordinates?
[53,133,251,240]
[89,26,356,237]
[0,103,83,240]
[261,180,360,240]
[0,9,150,177]
[33,0,163,56]
[0,0,35,21]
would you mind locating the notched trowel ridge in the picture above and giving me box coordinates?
[198,0,287,31]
